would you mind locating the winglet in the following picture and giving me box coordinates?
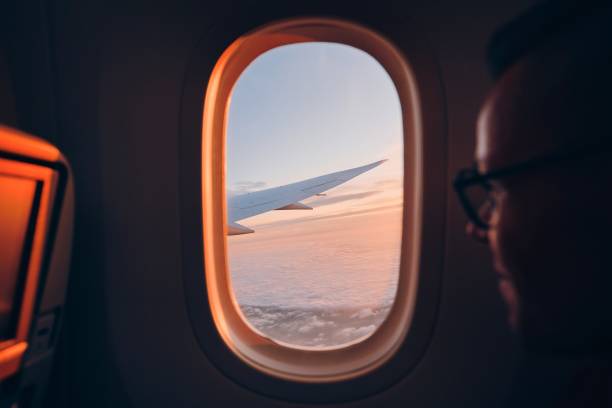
[334,159,387,182]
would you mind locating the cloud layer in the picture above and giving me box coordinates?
[240,304,391,348]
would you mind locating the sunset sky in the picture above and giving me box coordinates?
[225,42,403,317]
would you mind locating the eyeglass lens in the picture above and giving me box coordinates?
[463,182,494,229]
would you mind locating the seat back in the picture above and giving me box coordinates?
[0,126,73,407]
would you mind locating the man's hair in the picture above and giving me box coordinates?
[485,0,612,149]
[486,0,612,79]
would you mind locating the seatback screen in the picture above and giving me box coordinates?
[0,174,37,340]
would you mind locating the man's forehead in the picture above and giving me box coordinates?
[475,67,562,172]
[475,21,612,174]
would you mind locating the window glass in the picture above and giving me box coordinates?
[226,42,403,349]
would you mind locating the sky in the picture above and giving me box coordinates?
[225,42,404,345]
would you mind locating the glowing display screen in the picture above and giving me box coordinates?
[0,174,37,340]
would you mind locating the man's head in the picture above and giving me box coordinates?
[465,0,612,354]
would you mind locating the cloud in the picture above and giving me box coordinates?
[298,315,335,333]
[350,308,377,319]
[373,178,403,189]
[253,202,402,230]
[232,180,267,193]
[336,325,377,338]
[310,191,381,208]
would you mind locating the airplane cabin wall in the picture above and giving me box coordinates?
[6,0,537,406]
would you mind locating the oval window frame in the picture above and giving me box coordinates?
[205,18,420,381]
[180,15,447,402]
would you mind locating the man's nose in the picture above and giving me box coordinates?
[466,221,489,243]
[466,201,493,244]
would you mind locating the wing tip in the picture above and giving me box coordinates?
[364,159,388,169]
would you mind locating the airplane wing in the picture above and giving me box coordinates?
[227,159,386,235]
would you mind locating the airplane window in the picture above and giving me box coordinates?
[226,42,403,349]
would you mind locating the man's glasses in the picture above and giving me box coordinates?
[453,143,609,231]
[453,167,496,230]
